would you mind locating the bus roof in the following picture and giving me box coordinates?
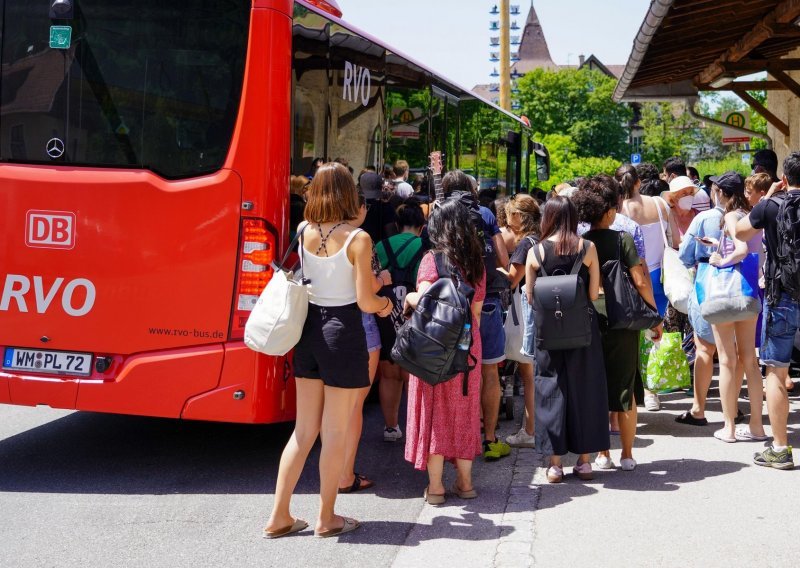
[293,0,528,128]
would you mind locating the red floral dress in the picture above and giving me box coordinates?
[404,252,486,471]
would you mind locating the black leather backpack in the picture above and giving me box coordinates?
[602,232,662,331]
[392,253,476,394]
[532,241,593,351]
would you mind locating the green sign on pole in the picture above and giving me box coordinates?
[49,26,72,50]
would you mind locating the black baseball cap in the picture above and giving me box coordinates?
[359,171,383,199]
[709,171,744,195]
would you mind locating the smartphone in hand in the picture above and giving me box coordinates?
[694,236,717,247]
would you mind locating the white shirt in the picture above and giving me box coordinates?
[393,178,414,199]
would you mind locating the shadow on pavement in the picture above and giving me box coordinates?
[534,458,747,510]
[343,512,511,546]
[0,404,428,498]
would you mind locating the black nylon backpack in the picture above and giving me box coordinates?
[391,253,476,394]
[532,241,593,351]
[772,191,800,302]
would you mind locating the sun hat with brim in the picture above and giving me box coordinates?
[668,176,695,193]
[709,171,745,195]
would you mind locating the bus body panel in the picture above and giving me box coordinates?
[181,346,296,424]
[74,345,224,418]
[6,372,78,409]
[0,166,241,355]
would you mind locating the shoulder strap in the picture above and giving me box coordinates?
[392,236,416,259]
[433,252,452,279]
[278,222,308,270]
[616,231,624,262]
[342,228,363,254]
[532,242,549,277]
[654,197,671,250]
[569,240,589,275]
[406,244,426,271]
[382,238,399,269]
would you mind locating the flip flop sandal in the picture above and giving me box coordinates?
[423,487,446,505]
[675,411,708,426]
[735,428,769,442]
[315,517,360,538]
[451,485,478,499]
[338,473,375,494]
[713,429,737,443]
[263,518,309,539]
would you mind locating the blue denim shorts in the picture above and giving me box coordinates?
[480,295,506,364]
[361,312,382,353]
[760,293,800,368]
[521,290,536,358]
[688,289,715,345]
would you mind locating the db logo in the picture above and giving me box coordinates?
[25,210,76,250]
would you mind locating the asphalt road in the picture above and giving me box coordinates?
[0,397,520,568]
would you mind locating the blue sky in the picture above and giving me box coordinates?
[336,0,650,89]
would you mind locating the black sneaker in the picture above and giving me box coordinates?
[753,446,794,470]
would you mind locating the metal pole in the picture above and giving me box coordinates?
[499,0,511,111]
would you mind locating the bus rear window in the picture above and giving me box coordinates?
[0,1,250,179]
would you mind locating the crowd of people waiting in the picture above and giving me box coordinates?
[263,149,798,539]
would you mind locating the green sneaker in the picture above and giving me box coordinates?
[483,439,511,461]
[483,440,501,461]
[753,446,794,470]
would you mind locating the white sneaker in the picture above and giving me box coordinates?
[644,393,661,411]
[506,427,535,448]
[384,426,403,442]
[621,458,637,471]
[594,454,616,470]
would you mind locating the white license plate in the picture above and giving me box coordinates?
[3,347,92,377]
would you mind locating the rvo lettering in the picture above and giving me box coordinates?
[342,61,371,107]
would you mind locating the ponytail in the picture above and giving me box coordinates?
[615,164,639,200]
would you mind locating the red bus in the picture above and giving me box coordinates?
[0,0,549,423]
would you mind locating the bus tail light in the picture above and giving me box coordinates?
[230,218,276,340]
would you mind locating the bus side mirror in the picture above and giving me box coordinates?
[533,143,550,182]
[50,0,74,20]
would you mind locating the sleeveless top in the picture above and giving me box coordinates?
[719,210,762,258]
[300,226,362,307]
[636,196,670,272]
[539,240,590,283]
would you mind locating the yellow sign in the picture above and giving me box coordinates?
[726,112,746,128]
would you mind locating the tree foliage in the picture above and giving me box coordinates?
[538,133,619,185]
[640,91,769,166]
[517,68,632,161]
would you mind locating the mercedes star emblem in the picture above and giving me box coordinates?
[46,137,65,159]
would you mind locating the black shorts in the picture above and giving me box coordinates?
[293,303,370,388]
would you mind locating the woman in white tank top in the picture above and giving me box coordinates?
[617,165,672,412]
[264,163,392,539]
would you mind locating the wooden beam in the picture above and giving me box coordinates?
[695,0,800,86]
[733,89,790,136]
[769,23,800,37]
[702,80,785,91]
[771,68,800,99]
[725,58,800,73]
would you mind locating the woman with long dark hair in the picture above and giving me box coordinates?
[404,199,486,505]
[524,196,609,483]
[706,173,766,443]
[264,163,393,539]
